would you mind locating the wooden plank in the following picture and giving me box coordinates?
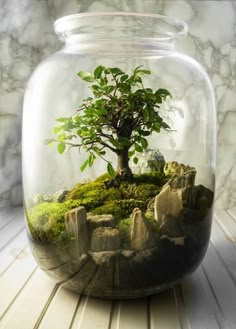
[0,269,57,329]
[227,208,236,223]
[0,207,22,230]
[70,296,112,329]
[0,245,37,319]
[150,289,181,329]
[214,209,236,242]
[202,241,236,328]
[0,207,18,218]
[181,268,220,329]
[0,212,25,251]
[38,286,79,329]
[0,230,28,276]
[211,218,236,281]
[0,207,10,216]
[110,298,148,329]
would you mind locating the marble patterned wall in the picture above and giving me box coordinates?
[0,0,235,208]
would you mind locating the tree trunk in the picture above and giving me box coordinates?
[116,147,133,180]
[115,118,134,181]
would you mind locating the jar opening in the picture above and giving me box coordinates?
[54,12,188,47]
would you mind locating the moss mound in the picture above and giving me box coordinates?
[27,171,167,242]
[67,171,166,211]
[26,200,81,242]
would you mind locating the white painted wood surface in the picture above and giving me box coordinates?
[0,207,236,329]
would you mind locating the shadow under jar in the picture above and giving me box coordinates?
[22,12,216,299]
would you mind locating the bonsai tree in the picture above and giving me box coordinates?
[47,65,171,182]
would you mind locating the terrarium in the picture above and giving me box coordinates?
[22,12,216,298]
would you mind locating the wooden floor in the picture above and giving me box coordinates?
[0,207,236,329]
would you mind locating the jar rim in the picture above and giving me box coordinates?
[54,12,188,43]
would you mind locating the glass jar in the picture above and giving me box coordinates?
[22,12,216,299]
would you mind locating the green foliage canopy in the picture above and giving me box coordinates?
[47,65,171,177]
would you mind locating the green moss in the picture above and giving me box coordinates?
[28,171,167,243]
[94,173,110,182]
[66,180,121,210]
[26,200,81,243]
[91,199,145,219]
[134,171,167,185]
[145,211,159,233]
[116,217,132,247]
[120,183,161,205]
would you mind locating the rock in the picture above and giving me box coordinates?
[147,197,155,211]
[163,161,179,176]
[53,190,69,202]
[160,235,185,246]
[130,149,165,174]
[178,208,212,243]
[154,185,183,222]
[192,185,214,213]
[33,193,52,205]
[164,161,194,176]
[87,213,114,230]
[91,227,121,252]
[130,208,156,251]
[154,167,196,223]
[159,214,184,237]
[65,207,89,254]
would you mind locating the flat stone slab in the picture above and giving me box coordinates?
[91,227,121,252]
[87,213,114,230]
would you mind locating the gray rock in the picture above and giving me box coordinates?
[65,206,89,255]
[159,214,184,237]
[130,149,165,174]
[164,161,194,177]
[130,208,156,251]
[154,167,196,223]
[87,213,114,230]
[33,193,52,205]
[191,185,214,213]
[147,197,155,211]
[53,190,69,202]
[160,235,185,246]
[163,161,179,176]
[91,227,121,252]
[154,184,183,223]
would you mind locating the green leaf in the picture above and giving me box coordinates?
[134,144,143,153]
[140,137,148,149]
[94,65,104,79]
[88,153,96,166]
[57,142,66,154]
[156,96,162,104]
[80,158,89,172]
[110,139,120,148]
[56,117,67,122]
[53,126,61,134]
[100,77,108,86]
[140,69,151,75]
[110,68,124,76]
[133,157,139,165]
[161,122,170,129]
[120,74,128,82]
[107,162,116,178]
[128,149,136,158]
[140,130,150,137]
[77,71,95,82]
[155,89,172,97]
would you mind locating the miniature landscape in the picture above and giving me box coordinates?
[25,65,214,297]
[26,155,213,297]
